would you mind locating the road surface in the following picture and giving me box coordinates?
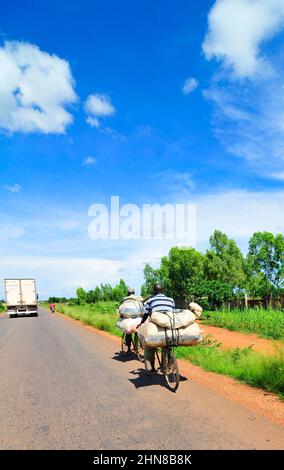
[0,308,283,450]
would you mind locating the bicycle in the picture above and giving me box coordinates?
[121,332,144,362]
[144,346,180,392]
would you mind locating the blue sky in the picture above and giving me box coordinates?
[1,0,284,298]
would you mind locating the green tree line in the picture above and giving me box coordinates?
[48,230,284,310]
[141,230,284,309]
[48,279,129,305]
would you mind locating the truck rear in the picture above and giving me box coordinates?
[5,279,38,317]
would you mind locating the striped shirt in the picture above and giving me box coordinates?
[144,294,175,317]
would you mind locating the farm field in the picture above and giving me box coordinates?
[202,308,284,340]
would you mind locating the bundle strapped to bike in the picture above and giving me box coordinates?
[155,311,180,347]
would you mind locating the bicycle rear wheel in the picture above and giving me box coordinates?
[163,348,180,392]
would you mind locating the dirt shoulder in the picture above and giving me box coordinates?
[200,323,283,356]
[55,310,284,428]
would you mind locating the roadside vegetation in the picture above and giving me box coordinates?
[0,302,6,312]
[176,338,284,399]
[44,229,284,398]
[202,308,284,340]
[55,302,121,337]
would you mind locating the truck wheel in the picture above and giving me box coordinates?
[9,314,15,318]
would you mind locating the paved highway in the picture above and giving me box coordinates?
[0,308,283,450]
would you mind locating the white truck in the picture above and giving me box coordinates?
[5,279,38,317]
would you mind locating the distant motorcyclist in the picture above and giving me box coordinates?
[49,303,55,314]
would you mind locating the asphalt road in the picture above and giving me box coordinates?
[0,308,283,450]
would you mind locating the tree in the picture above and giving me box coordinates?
[246,232,284,301]
[100,283,114,301]
[188,279,234,310]
[86,289,97,304]
[76,287,87,305]
[204,230,246,289]
[112,278,128,301]
[165,246,204,307]
[141,263,164,298]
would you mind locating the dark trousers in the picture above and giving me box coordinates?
[125,334,132,348]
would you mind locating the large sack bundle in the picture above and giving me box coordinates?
[137,321,203,348]
[150,309,196,329]
[189,302,203,318]
[116,317,141,334]
[119,299,144,318]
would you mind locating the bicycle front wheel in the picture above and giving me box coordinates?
[163,349,180,392]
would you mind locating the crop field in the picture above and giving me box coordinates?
[202,308,284,340]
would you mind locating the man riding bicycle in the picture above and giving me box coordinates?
[119,287,144,355]
[137,284,175,372]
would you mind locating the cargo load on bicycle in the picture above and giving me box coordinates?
[116,317,142,334]
[118,298,144,319]
[137,319,203,348]
[150,309,196,329]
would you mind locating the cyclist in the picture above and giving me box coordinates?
[120,288,144,355]
[137,284,175,373]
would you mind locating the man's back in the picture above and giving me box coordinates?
[144,293,175,316]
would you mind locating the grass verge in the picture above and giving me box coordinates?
[53,303,284,398]
[176,337,284,399]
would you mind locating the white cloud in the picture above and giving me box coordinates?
[203,0,284,78]
[182,77,198,95]
[0,40,77,134]
[194,189,284,250]
[86,116,100,128]
[4,183,21,192]
[151,170,195,192]
[85,93,115,128]
[83,156,96,166]
[268,171,284,181]
[202,1,284,175]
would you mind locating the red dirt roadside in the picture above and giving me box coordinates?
[200,322,283,356]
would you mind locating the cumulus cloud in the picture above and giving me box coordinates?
[203,0,284,78]
[182,77,199,95]
[0,40,77,134]
[4,183,21,193]
[202,0,284,176]
[85,93,115,128]
[83,156,96,166]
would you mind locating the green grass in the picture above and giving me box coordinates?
[176,337,284,399]
[50,302,284,398]
[202,308,284,340]
[55,302,122,337]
